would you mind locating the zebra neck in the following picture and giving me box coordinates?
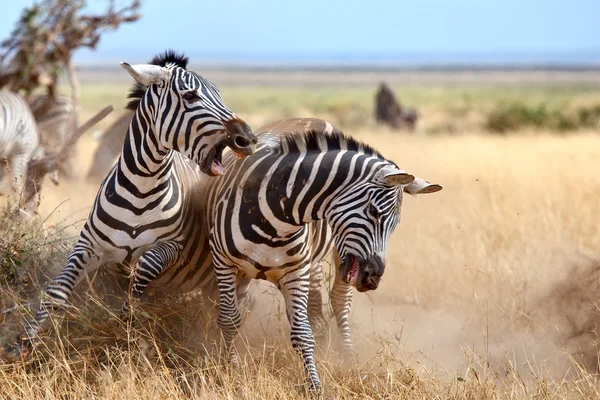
[116,115,174,190]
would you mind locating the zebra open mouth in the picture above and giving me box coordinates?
[202,143,226,176]
[210,145,225,176]
[203,143,251,177]
[345,255,360,286]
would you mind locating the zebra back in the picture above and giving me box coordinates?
[0,90,40,156]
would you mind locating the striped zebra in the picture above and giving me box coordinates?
[2,50,257,361]
[189,117,442,393]
[0,90,42,213]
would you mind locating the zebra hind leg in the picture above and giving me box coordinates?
[2,245,101,362]
[307,262,327,341]
[237,276,255,315]
[119,242,183,319]
[279,264,322,394]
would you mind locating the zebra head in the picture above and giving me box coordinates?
[332,167,442,292]
[121,50,257,176]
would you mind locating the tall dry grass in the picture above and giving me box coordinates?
[1,104,600,398]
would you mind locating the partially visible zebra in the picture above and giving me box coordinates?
[28,94,78,180]
[2,50,257,361]
[0,90,42,213]
[86,110,133,182]
[192,117,442,393]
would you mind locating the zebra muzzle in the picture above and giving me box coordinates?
[340,254,385,292]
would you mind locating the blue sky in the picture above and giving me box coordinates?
[1,0,599,64]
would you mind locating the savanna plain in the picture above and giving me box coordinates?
[1,68,600,399]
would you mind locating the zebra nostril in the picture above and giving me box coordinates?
[234,135,251,148]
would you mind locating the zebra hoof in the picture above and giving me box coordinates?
[303,381,324,399]
[340,349,356,368]
[228,351,240,370]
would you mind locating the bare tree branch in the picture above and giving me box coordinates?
[0,0,142,99]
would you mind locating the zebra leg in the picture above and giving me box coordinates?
[214,260,243,365]
[330,269,355,363]
[8,152,27,208]
[2,243,101,362]
[279,265,322,394]
[120,242,182,317]
[307,262,326,339]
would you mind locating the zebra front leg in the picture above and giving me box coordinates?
[330,269,354,363]
[214,260,243,366]
[119,242,183,318]
[279,265,322,394]
[2,244,101,362]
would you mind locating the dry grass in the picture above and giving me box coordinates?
[1,81,600,398]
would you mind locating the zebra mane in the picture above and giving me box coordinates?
[125,49,190,111]
[279,130,385,160]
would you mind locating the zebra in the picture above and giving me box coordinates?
[21,105,114,216]
[86,110,133,182]
[0,90,42,213]
[189,117,442,393]
[28,94,78,180]
[2,50,257,361]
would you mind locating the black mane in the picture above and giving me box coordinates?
[125,49,189,111]
[280,130,385,160]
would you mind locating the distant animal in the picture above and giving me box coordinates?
[374,82,419,130]
[184,117,442,393]
[2,50,257,362]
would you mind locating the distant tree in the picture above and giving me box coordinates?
[0,0,142,102]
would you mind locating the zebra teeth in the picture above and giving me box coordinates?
[233,151,245,160]
[211,160,224,176]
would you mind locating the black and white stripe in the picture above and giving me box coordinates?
[0,90,41,212]
[185,118,442,393]
[4,50,257,360]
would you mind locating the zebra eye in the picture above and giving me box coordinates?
[182,91,200,102]
[368,204,382,219]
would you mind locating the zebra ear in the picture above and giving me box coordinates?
[120,62,171,86]
[376,168,415,187]
[403,176,443,195]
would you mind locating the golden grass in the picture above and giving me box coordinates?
[1,82,600,398]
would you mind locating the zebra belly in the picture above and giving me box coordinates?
[234,262,304,286]
[231,248,309,285]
